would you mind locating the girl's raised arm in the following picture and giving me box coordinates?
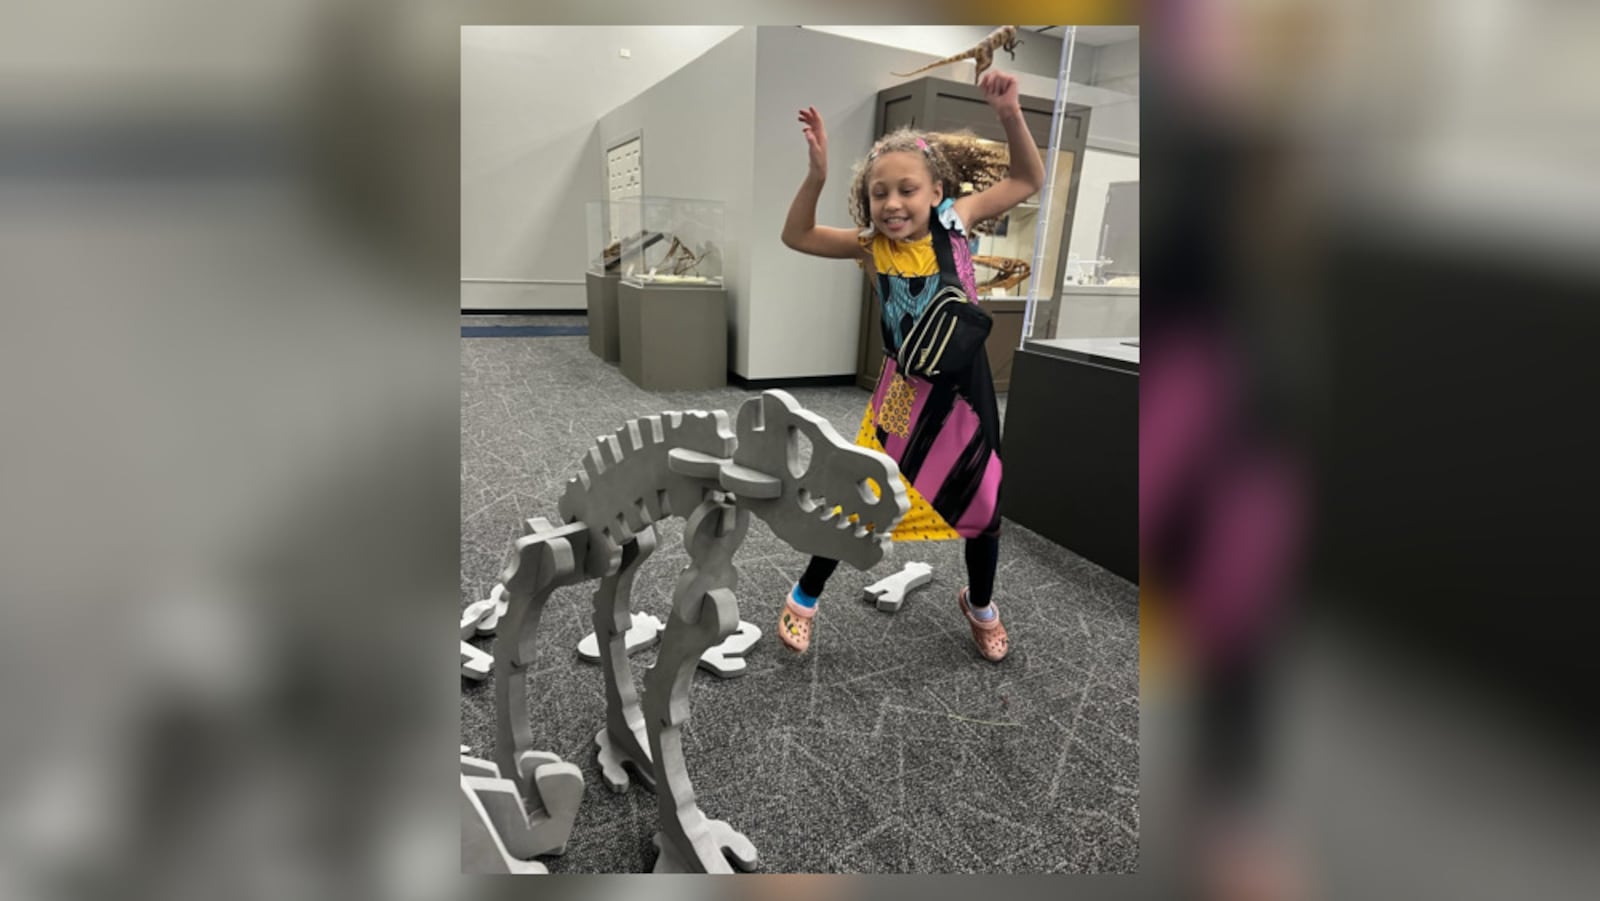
[952,72,1046,229]
[781,106,870,260]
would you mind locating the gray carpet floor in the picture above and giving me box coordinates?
[460,315,1140,873]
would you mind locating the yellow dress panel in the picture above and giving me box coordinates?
[852,403,961,542]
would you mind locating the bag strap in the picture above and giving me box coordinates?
[925,204,966,292]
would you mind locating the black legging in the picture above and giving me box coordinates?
[798,533,1000,606]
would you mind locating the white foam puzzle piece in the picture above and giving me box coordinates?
[575,615,759,678]
[481,583,509,632]
[461,600,495,639]
[460,583,511,640]
[696,620,761,678]
[575,612,664,662]
[461,641,492,680]
[862,561,934,612]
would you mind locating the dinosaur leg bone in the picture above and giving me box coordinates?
[592,531,661,794]
[645,500,758,872]
[492,517,590,810]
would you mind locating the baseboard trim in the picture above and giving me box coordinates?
[728,373,860,390]
[460,308,587,316]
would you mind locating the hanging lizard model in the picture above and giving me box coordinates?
[892,25,1021,83]
[461,390,909,873]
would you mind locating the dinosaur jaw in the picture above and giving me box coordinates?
[798,487,888,540]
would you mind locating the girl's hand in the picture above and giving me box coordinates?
[798,106,828,180]
[978,71,1021,116]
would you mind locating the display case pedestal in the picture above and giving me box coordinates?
[618,282,727,392]
[586,271,622,362]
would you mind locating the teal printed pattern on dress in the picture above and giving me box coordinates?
[881,273,940,352]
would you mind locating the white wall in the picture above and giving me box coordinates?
[1092,36,1141,95]
[595,28,757,371]
[460,26,740,310]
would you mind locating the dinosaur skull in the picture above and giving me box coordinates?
[732,390,908,571]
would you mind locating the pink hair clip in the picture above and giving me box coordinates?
[914,137,929,151]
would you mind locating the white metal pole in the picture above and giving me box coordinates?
[1019,26,1076,347]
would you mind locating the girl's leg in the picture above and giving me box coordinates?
[963,534,1000,606]
[960,533,1009,661]
[796,556,839,602]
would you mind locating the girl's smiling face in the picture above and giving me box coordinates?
[867,151,944,241]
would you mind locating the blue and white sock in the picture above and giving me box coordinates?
[790,584,818,609]
[965,591,996,621]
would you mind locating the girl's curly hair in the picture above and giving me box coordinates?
[846,127,1012,236]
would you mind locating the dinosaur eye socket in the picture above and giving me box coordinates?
[786,426,812,480]
[858,478,882,503]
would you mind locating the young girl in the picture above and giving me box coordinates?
[777,70,1045,662]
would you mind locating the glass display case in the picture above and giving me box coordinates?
[615,195,724,287]
[586,200,612,276]
[964,137,1078,308]
[1052,152,1139,343]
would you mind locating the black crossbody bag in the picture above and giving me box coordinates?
[895,211,992,385]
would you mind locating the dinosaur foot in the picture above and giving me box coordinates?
[650,820,759,873]
[594,727,655,795]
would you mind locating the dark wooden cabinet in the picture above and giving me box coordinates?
[1003,340,1139,583]
[855,77,1092,392]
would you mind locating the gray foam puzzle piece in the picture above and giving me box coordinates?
[595,726,651,795]
[461,641,492,681]
[461,775,548,874]
[651,819,759,873]
[575,611,663,662]
[493,516,590,803]
[731,390,908,572]
[644,500,751,873]
[559,412,734,580]
[458,751,584,860]
[463,769,582,860]
[863,561,935,612]
[717,461,782,498]
[696,620,761,678]
[592,534,658,796]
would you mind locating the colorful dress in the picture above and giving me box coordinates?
[856,199,1004,541]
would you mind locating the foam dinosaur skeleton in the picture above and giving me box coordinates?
[892,25,1021,83]
[466,390,909,873]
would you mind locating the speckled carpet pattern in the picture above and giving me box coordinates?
[460,315,1139,873]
